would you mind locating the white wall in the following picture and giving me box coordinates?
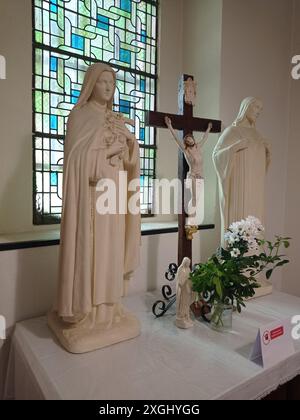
[283,0,300,297]
[220,0,294,291]
[0,0,33,234]
[182,0,223,261]
[156,0,183,189]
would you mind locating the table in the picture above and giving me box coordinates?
[4,291,300,400]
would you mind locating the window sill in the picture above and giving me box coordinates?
[0,222,215,252]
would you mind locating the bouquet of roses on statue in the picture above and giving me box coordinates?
[190,216,291,329]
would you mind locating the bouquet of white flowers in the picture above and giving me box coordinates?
[190,216,291,328]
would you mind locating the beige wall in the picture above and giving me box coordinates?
[220,0,293,290]
[0,0,33,234]
[182,0,223,261]
[283,0,300,297]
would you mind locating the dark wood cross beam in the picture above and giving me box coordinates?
[146,74,222,266]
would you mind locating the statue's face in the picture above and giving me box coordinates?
[93,71,115,104]
[185,136,195,147]
[246,101,263,124]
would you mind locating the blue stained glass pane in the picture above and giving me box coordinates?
[71,89,80,98]
[50,57,57,72]
[120,48,131,64]
[50,0,58,13]
[141,30,147,44]
[51,172,58,186]
[71,89,80,104]
[140,79,146,92]
[72,34,84,50]
[97,14,109,31]
[120,0,131,13]
[120,99,130,114]
[140,176,144,187]
[50,115,58,130]
[140,128,145,141]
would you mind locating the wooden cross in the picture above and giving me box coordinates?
[146,74,222,266]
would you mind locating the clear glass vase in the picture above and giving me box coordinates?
[210,302,233,332]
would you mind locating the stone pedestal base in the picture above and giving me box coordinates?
[175,318,194,329]
[47,311,140,354]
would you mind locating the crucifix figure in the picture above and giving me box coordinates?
[165,116,212,229]
[146,74,222,266]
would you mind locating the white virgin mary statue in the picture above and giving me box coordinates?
[213,97,272,297]
[213,97,271,239]
[48,63,141,353]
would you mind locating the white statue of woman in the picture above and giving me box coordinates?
[175,257,194,329]
[48,63,141,353]
[213,97,271,242]
[213,97,272,296]
[165,116,212,225]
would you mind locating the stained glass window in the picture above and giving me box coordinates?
[33,0,158,224]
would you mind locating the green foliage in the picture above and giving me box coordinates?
[190,237,291,313]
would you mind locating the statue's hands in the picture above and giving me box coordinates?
[114,120,135,143]
[107,143,127,159]
[165,116,173,129]
[207,122,213,132]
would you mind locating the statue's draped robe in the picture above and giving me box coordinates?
[213,126,271,242]
[56,103,140,318]
[176,270,192,322]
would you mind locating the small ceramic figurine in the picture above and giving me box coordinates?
[175,257,194,329]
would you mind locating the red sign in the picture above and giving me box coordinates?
[270,326,284,341]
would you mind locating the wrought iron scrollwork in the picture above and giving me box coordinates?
[152,263,178,317]
[165,263,178,281]
[152,262,212,321]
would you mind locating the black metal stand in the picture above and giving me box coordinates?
[152,263,178,317]
[152,263,213,321]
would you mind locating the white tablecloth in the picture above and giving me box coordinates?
[4,291,300,400]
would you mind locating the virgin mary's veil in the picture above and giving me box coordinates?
[232,97,262,127]
[74,63,116,110]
